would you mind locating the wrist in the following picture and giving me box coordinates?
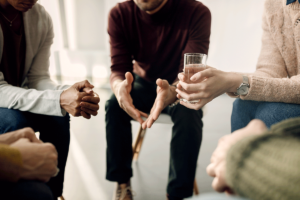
[112,79,123,97]
[227,73,243,93]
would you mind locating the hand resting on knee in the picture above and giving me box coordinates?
[0,128,58,183]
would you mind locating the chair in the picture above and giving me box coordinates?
[132,113,200,195]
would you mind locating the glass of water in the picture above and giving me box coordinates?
[181,53,207,104]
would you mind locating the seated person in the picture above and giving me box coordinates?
[105,0,211,199]
[0,0,100,198]
[202,117,300,200]
[176,0,300,131]
[0,128,58,200]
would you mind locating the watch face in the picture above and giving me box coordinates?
[238,85,249,95]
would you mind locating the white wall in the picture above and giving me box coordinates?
[39,0,265,84]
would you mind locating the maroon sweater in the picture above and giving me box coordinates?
[108,0,211,85]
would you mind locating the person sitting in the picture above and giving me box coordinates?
[105,0,211,199]
[0,0,100,198]
[176,0,300,132]
[201,117,300,200]
[0,128,59,200]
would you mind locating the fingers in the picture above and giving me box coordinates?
[179,99,208,110]
[176,89,201,101]
[81,107,98,116]
[190,68,214,82]
[178,72,186,82]
[81,111,91,119]
[21,127,42,144]
[122,101,144,124]
[75,80,94,91]
[82,95,100,104]
[82,87,94,95]
[139,111,148,118]
[125,72,134,86]
[178,81,202,93]
[206,163,216,177]
[80,102,99,111]
[156,78,169,89]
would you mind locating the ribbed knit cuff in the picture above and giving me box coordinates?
[0,144,22,182]
[226,133,300,200]
[240,76,265,101]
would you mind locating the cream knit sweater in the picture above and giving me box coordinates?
[235,0,300,104]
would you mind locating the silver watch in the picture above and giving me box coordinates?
[234,76,250,96]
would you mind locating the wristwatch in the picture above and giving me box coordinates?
[234,76,250,96]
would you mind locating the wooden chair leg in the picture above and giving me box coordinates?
[193,179,199,195]
[132,125,147,161]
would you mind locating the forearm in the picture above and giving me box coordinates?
[0,144,22,182]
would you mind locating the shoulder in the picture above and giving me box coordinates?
[180,0,211,20]
[27,3,52,22]
[263,0,284,16]
[25,3,53,29]
[109,1,135,19]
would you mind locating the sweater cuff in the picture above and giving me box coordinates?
[240,76,265,101]
[0,144,22,182]
[226,133,300,200]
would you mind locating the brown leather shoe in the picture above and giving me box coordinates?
[112,181,134,200]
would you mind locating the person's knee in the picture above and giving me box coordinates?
[173,105,203,122]
[105,95,121,114]
[11,181,54,200]
[0,109,29,133]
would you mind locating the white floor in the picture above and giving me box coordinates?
[62,88,235,200]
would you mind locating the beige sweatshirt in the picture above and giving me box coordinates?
[229,0,300,104]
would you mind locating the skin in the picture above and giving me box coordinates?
[133,0,168,14]
[206,119,268,193]
[0,0,100,119]
[177,67,243,110]
[0,128,58,182]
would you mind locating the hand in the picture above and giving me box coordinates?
[10,138,58,182]
[80,91,100,119]
[113,72,148,124]
[176,67,242,110]
[206,119,268,193]
[0,128,41,145]
[142,79,177,129]
[60,80,98,119]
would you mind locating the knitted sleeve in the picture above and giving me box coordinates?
[238,1,300,104]
[226,118,300,200]
[0,144,22,182]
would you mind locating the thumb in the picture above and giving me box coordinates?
[156,79,169,89]
[75,80,94,91]
[125,72,134,86]
[190,68,214,82]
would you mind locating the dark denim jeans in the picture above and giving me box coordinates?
[105,75,203,198]
[0,180,53,200]
[231,99,300,132]
[0,108,70,199]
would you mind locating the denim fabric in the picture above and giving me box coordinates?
[0,108,70,198]
[0,180,54,200]
[195,193,249,200]
[287,0,300,5]
[231,99,300,132]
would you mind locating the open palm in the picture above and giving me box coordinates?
[142,79,170,129]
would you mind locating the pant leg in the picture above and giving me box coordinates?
[0,108,70,198]
[35,114,70,198]
[231,99,260,132]
[105,76,157,183]
[0,180,54,200]
[0,108,34,134]
[165,104,203,198]
[255,102,300,128]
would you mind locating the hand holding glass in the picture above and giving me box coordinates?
[181,53,207,103]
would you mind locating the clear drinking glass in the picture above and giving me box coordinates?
[181,53,208,104]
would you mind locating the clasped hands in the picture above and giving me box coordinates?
[60,80,100,119]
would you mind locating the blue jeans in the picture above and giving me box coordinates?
[0,108,70,198]
[195,193,249,200]
[231,99,300,132]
